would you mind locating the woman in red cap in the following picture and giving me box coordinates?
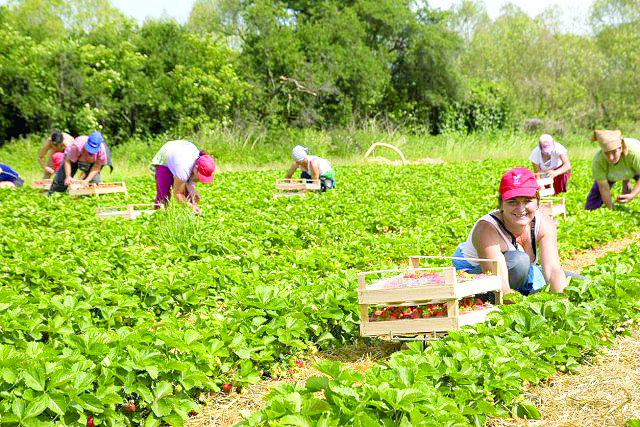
[529,134,571,195]
[151,140,215,215]
[452,168,566,296]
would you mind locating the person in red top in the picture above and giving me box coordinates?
[37,131,74,178]
[49,132,108,194]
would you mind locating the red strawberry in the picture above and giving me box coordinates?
[87,418,95,427]
[296,360,304,368]
[222,383,232,393]
[123,403,136,412]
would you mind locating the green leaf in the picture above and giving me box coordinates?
[279,414,312,427]
[22,368,46,392]
[24,393,48,418]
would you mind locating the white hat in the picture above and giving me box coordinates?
[291,145,309,162]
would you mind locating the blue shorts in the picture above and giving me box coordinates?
[452,243,545,295]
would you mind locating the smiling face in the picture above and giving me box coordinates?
[604,146,623,165]
[501,196,538,227]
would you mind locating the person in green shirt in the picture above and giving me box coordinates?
[585,129,640,210]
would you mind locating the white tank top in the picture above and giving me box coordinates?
[300,155,331,176]
[461,210,540,266]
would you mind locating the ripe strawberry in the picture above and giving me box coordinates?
[295,360,304,368]
[222,383,232,393]
[123,403,136,412]
[87,418,95,427]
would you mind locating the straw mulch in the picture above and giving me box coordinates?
[185,339,400,427]
[486,328,640,427]
[186,232,640,427]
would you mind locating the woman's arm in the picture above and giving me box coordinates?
[531,163,542,174]
[81,163,102,185]
[284,163,298,179]
[537,214,566,293]
[308,158,320,181]
[471,221,515,295]
[547,152,571,178]
[173,177,201,214]
[37,140,53,173]
[597,180,614,209]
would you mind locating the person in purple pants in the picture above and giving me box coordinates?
[585,130,640,210]
[150,140,215,215]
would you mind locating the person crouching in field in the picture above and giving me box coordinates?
[452,168,566,296]
[585,129,640,210]
[150,140,215,215]
[38,131,74,178]
[529,134,571,195]
[49,132,107,195]
[0,164,24,189]
[285,145,335,191]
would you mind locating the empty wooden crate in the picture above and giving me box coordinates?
[273,178,321,198]
[69,182,128,197]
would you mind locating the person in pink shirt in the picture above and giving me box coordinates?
[48,131,108,194]
[37,131,74,178]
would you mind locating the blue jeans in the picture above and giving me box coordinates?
[452,243,545,295]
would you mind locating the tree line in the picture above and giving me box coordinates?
[0,0,638,146]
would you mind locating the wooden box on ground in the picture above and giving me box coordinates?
[273,178,321,198]
[536,176,555,198]
[69,182,128,197]
[539,196,566,219]
[31,179,52,190]
[357,256,502,339]
[96,204,156,220]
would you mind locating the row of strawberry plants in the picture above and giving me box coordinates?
[237,245,640,426]
[1,160,639,425]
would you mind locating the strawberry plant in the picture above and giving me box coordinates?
[0,159,639,424]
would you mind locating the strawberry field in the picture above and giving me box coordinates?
[1,159,640,426]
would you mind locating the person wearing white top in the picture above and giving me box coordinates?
[451,168,567,297]
[529,134,571,195]
[285,145,335,191]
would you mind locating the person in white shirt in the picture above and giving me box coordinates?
[150,140,215,215]
[529,134,571,195]
[285,145,335,191]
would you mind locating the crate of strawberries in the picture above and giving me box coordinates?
[357,257,502,338]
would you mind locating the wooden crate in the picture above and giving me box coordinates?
[540,196,566,219]
[357,256,502,339]
[69,182,128,197]
[31,179,53,190]
[96,204,156,220]
[536,176,555,197]
[273,178,321,198]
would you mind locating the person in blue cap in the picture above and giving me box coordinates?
[49,131,108,194]
[0,164,24,188]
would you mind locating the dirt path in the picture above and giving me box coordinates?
[186,232,640,427]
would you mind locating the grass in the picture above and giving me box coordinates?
[0,128,601,182]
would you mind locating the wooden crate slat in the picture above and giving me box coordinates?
[273,178,321,198]
[95,204,155,219]
[31,179,52,190]
[69,182,127,197]
[358,286,455,304]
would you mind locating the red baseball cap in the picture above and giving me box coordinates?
[499,168,539,200]
[196,154,215,184]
